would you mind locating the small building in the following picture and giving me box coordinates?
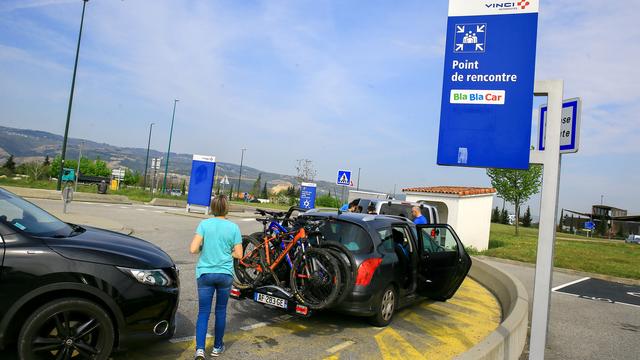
[592,205,627,218]
[403,186,496,251]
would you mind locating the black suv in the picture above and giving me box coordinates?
[303,211,471,326]
[0,188,179,359]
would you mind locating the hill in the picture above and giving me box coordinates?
[0,125,374,196]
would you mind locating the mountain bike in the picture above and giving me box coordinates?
[234,215,343,309]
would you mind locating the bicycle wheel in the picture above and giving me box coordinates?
[319,241,357,293]
[233,234,266,289]
[290,248,342,309]
[324,248,353,306]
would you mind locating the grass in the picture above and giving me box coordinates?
[0,177,186,203]
[483,223,640,280]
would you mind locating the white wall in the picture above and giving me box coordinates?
[405,192,494,251]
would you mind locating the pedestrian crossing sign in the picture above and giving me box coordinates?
[336,170,352,186]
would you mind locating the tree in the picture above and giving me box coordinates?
[2,155,16,173]
[228,185,234,199]
[261,182,268,199]
[487,165,543,235]
[500,209,509,225]
[316,194,342,208]
[43,155,51,166]
[24,161,48,181]
[595,215,608,237]
[252,174,262,197]
[123,170,141,186]
[569,214,575,233]
[93,159,111,177]
[491,206,501,223]
[522,206,532,227]
[295,159,317,183]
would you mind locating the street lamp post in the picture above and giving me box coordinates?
[236,148,246,200]
[357,167,361,190]
[143,123,154,190]
[74,141,84,192]
[162,100,179,193]
[57,0,89,191]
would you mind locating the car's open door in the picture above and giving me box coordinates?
[415,224,471,300]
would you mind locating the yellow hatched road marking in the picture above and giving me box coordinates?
[375,327,424,359]
[118,278,500,360]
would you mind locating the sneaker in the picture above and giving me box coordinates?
[210,345,225,357]
[194,349,206,360]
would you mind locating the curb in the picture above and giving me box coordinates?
[475,255,640,286]
[456,257,529,360]
[1,185,133,205]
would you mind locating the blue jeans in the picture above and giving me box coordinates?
[196,273,233,350]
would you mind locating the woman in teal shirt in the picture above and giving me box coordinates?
[190,195,243,359]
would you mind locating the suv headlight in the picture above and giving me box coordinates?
[118,267,172,287]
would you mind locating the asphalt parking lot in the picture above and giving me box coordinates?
[0,199,501,360]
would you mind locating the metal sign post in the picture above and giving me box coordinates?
[336,170,352,204]
[529,80,564,360]
[62,185,74,214]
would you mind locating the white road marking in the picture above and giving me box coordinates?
[552,277,640,309]
[169,333,213,343]
[239,314,292,331]
[136,208,146,211]
[240,322,268,331]
[119,206,129,209]
[551,277,590,292]
[241,218,254,222]
[102,204,112,207]
[326,340,355,354]
[154,210,164,214]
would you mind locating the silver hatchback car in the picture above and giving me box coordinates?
[625,234,640,244]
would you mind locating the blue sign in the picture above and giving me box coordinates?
[539,98,581,153]
[438,0,539,169]
[584,221,595,230]
[187,155,216,207]
[299,182,317,209]
[336,170,352,186]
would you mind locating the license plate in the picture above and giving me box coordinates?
[254,292,288,309]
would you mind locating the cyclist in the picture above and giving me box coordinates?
[190,195,243,359]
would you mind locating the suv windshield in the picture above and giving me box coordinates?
[0,189,74,237]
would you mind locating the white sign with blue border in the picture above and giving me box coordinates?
[438,0,540,169]
[336,170,352,187]
[539,98,581,154]
[299,182,317,210]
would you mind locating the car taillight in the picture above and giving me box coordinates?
[295,304,309,315]
[356,258,383,286]
[230,288,241,298]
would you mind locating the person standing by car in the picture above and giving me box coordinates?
[412,206,428,225]
[190,195,243,359]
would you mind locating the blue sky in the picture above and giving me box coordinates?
[1,0,639,215]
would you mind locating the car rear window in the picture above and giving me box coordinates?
[313,220,373,255]
[379,203,431,222]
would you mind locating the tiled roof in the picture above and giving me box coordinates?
[402,186,496,196]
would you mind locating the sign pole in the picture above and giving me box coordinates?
[528,79,564,360]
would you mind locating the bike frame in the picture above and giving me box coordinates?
[240,227,307,275]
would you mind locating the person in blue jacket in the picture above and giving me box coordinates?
[412,206,428,225]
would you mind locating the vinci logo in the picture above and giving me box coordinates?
[450,90,505,105]
[485,1,530,10]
